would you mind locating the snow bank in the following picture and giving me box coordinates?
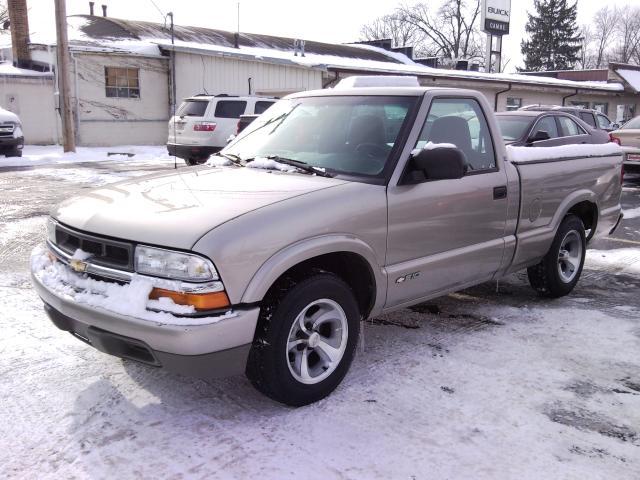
[507,143,622,163]
[1,145,173,168]
[623,206,640,219]
[30,246,235,326]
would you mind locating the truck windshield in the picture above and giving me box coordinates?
[496,116,533,142]
[222,95,418,177]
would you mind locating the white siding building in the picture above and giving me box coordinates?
[2,14,639,146]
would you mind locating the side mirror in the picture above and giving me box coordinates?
[527,130,550,143]
[611,123,620,130]
[411,146,467,181]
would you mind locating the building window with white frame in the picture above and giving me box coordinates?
[105,67,140,99]
[506,97,522,111]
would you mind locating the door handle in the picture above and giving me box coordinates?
[493,186,507,200]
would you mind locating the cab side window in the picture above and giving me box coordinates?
[557,116,585,137]
[416,98,496,172]
[531,116,559,139]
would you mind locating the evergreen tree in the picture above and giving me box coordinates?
[520,0,582,71]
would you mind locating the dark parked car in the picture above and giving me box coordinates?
[496,111,611,147]
[519,105,618,132]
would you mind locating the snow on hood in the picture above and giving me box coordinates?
[52,165,347,249]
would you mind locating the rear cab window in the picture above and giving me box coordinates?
[416,97,496,172]
[254,101,275,114]
[177,100,209,117]
[214,101,248,118]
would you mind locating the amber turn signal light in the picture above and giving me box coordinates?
[149,288,230,311]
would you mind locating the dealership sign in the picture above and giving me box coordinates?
[481,0,511,35]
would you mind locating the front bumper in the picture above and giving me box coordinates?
[31,250,260,378]
[0,135,23,148]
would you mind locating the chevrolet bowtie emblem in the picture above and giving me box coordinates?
[70,259,89,273]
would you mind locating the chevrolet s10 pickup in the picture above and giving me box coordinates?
[31,78,624,406]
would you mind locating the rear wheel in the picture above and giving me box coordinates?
[246,272,360,406]
[527,214,586,298]
[184,156,208,166]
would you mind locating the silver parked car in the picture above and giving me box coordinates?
[32,82,624,406]
[611,115,640,172]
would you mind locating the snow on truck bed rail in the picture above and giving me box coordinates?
[507,143,623,164]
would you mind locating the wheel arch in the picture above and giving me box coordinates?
[240,235,385,319]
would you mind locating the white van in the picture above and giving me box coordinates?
[167,94,276,165]
[0,106,24,157]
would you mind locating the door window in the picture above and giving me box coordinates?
[557,116,585,137]
[579,112,596,127]
[531,116,559,139]
[416,98,496,172]
[214,100,248,118]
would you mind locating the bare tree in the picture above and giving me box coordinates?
[0,0,8,34]
[360,13,420,48]
[398,0,483,61]
[591,6,616,68]
[613,6,640,64]
[577,24,594,69]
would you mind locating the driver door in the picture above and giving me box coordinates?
[385,96,509,308]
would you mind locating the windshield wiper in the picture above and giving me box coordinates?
[213,152,244,167]
[263,155,334,177]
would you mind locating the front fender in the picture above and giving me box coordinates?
[240,234,387,315]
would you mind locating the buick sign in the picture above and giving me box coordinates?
[481,0,511,35]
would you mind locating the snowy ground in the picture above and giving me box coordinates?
[1,147,640,479]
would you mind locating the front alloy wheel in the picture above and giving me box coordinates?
[286,299,348,385]
[246,272,360,406]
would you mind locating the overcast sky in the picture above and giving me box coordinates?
[24,0,638,72]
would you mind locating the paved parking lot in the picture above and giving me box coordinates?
[1,149,639,479]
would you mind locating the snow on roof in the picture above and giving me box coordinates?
[0,63,52,77]
[28,15,626,93]
[615,69,640,93]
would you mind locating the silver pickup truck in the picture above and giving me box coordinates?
[31,83,624,406]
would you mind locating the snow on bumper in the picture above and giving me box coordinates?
[30,245,260,357]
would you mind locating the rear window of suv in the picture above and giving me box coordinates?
[215,100,247,118]
[177,100,208,117]
[254,101,275,114]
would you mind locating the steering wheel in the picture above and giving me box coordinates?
[355,143,390,158]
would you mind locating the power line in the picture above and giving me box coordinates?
[148,0,165,18]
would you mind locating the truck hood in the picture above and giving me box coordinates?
[53,166,348,249]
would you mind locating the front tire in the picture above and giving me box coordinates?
[5,147,22,157]
[527,214,586,298]
[246,272,360,406]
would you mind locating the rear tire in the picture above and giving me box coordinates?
[184,156,208,166]
[246,272,360,406]
[527,214,586,298]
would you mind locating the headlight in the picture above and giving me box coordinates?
[135,245,219,282]
[46,217,57,244]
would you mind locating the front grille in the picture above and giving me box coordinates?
[0,123,14,137]
[54,223,134,271]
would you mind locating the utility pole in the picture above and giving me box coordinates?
[54,0,76,152]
